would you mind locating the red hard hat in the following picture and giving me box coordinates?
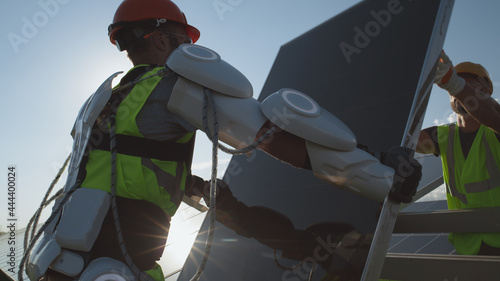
[108,0,200,45]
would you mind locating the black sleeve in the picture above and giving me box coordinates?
[184,175,206,198]
[422,126,440,156]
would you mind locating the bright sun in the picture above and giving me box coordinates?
[157,202,207,277]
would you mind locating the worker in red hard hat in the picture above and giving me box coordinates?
[417,51,500,256]
[91,1,201,280]
[37,1,203,281]
[33,1,422,280]
[108,0,200,63]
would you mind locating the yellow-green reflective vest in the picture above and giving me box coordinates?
[82,66,195,217]
[437,124,500,255]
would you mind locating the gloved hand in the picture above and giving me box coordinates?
[381,146,422,203]
[434,50,466,96]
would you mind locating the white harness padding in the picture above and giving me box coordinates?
[27,237,61,281]
[65,72,123,193]
[261,88,357,151]
[79,258,136,281]
[54,188,110,252]
[166,44,253,99]
[169,77,267,150]
[48,250,85,277]
[306,141,393,201]
[167,44,266,150]
[27,73,121,281]
[27,188,111,280]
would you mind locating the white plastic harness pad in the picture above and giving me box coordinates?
[79,258,136,281]
[306,140,394,201]
[166,45,267,150]
[166,44,253,98]
[26,237,61,281]
[55,188,110,252]
[65,72,122,192]
[169,77,267,149]
[261,88,357,151]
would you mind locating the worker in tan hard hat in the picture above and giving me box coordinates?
[417,51,500,256]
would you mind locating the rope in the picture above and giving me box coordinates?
[216,126,276,155]
[109,114,154,281]
[273,249,305,271]
[189,88,277,281]
[201,91,276,156]
[19,154,71,281]
[18,69,166,281]
[189,88,219,281]
[18,185,77,281]
[24,188,63,254]
[28,154,71,244]
[107,68,169,281]
[19,68,274,281]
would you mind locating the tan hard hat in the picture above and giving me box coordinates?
[455,61,493,90]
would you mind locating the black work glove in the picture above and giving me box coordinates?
[381,146,422,203]
[185,175,242,211]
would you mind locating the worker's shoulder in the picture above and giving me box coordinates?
[482,124,500,143]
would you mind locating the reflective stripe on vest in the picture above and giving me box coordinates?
[82,66,194,216]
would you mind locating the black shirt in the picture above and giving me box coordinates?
[423,125,500,158]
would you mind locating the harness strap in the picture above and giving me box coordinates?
[92,133,193,162]
[89,65,194,162]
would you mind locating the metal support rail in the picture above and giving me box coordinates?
[381,207,500,280]
[394,207,500,233]
[382,253,500,280]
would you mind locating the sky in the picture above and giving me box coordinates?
[0,0,499,235]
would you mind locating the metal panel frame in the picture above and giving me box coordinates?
[360,0,455,280]
[382,253,500,281]
[394,207,500,233]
